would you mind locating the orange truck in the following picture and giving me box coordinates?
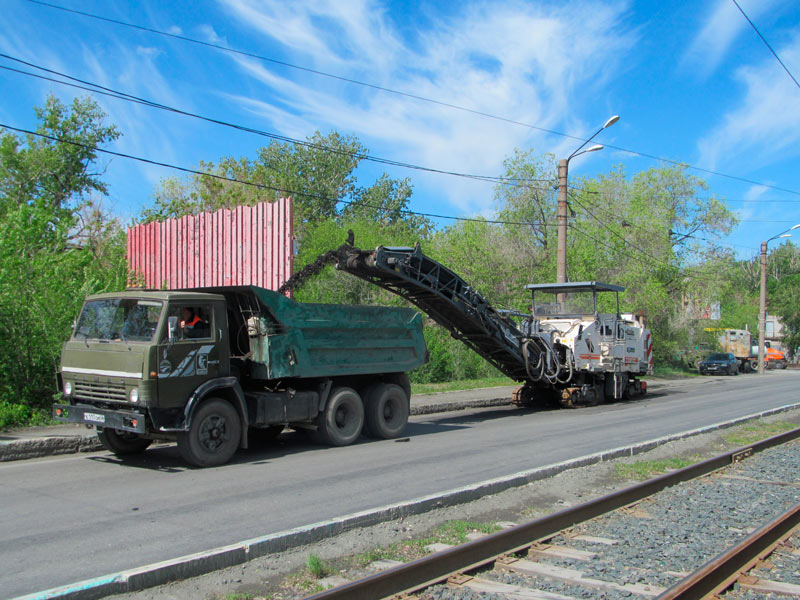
[752,343,787,370]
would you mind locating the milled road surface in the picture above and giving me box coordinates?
[2,372,799,598]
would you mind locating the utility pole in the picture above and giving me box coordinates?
[556,158,569,284]
[758,240,767,375]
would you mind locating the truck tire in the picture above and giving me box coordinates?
[776,360,787,370]
[178,398,241,467]
[385,373,411,403]
[315,387,364,447]
[743,360,752,373]
[97,429,152,456]
[363,383,409,439]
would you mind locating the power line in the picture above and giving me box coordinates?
[24,0,800,198]
[564,189,749,251]
[0,53,553,189]
[669,230,753,250]
[566,191,725,279]
[0,122,556,228]
[731,0,800,91]
[567,224,724,283]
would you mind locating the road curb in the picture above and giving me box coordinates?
[14,400,799,600]
[0,434,102,462]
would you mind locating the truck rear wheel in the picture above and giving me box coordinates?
[97,429,152,456]
[315,387,364,446]
[178,398,241,467]
[364,383,409,439]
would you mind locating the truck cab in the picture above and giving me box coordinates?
[55,291,241,462]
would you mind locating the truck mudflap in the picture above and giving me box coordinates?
[53,404,146,434]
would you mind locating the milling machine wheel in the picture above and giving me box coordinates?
[512,385,535,407]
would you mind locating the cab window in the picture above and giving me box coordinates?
[164,304,212,341]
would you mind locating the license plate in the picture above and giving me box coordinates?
[84,412,106,424]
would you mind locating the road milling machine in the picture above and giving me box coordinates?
[329,243,653,408]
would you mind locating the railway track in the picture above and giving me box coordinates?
[306,428,800,600]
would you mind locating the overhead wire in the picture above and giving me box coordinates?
[565,191,725,279]
[566,185,800,247]
[565,189,746,250]
[23,0,800,198]
[731,0,800,91]
[0,53,553,189]
[0,122,556,228]
[566,224,724,283]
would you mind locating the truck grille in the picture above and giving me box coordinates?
[74,381,127,402]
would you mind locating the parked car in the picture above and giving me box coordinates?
[698,352,739,376]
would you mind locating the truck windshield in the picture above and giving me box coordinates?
[73,299,163,342]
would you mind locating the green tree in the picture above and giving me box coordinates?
[0,96,126,422]
[769,272,800,359]
[141,131,424,239]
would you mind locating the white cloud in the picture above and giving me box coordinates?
[198,24,224,45]
[697,34,800,172]
[136,46,163,58]
[216,0,637,214]
[684,0,778,76]
[735,184,769,221]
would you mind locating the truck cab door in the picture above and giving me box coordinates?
[157,302,220,411]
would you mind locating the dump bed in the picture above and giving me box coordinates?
[213,286,427,380]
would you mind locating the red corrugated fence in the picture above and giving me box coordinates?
[127,199,293,291]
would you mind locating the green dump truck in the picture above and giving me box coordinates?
[53,286,427,467]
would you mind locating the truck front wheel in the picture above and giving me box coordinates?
[97,429,152,456]
[315,387,364,446]
[364,383,409,439]
[178,398,241,467]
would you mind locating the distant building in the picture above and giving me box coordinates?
[765,314,786,353]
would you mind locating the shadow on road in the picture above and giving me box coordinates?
[80,404,554,471]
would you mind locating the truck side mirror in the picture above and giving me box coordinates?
[168,316,178,343]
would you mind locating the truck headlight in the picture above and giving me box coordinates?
[64,381,73,397]
[129,388,139,403]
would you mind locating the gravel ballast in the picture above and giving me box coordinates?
[423,439,800,600]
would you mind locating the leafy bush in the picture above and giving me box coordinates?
[0,401,50,430]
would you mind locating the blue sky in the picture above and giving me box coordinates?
[2,0,800,260]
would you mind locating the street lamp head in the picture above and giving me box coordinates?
[586,144,604,153]
[778,234,792,239]
[603,115,620,129]
[791,223,800,230]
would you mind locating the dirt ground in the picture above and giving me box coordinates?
[111,409,800,600]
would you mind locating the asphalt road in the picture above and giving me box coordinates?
[3,372,800,598]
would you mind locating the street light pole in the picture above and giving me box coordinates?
[757,224,800,374]
[556,115,619,285]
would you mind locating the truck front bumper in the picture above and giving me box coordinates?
[53,404,146,434]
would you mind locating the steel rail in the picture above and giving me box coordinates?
[656,501,800,599]
[306,427,800,600]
